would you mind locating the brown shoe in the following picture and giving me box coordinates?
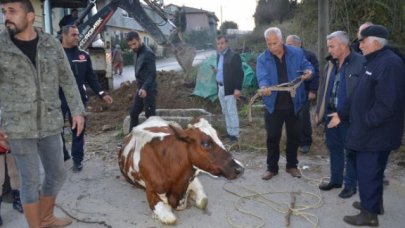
[286,168,302,178]
[261,171,277,180]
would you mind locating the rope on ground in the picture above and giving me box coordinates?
[222,174,324,228]
[55,204,112,228]
[226,142,267,152]
[285,192,296,227]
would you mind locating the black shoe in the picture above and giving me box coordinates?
[353,201,384,215]
[338,187,356,198]
[343,209,379,227]
[12,190,23,213]
[300,145,310,154]
[64,155,71,161]
[73,162,83,172]
[319,182,342,191]
[227,135,238,142]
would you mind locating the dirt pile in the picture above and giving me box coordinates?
[86,70,220,133]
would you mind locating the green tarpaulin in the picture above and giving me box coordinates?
[192,53,258,101]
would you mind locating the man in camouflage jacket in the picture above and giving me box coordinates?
[0,0,84,227]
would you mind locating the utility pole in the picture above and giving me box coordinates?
[318,0,329,75]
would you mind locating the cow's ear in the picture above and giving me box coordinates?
[169,124,191,142]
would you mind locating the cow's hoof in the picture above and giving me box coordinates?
[154,202,177,224]
[196,197,208,209]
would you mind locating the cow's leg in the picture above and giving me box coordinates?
[188,177,208,209]
[176,191,189,211]
[146,190,176,224]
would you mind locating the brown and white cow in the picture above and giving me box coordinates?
[118,116,244,224]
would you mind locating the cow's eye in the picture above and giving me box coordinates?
[201,141,211,149]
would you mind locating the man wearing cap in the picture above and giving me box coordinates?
[343,25,405,226]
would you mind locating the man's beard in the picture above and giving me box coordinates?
[5,20,22,36]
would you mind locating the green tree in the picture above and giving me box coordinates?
[219,21,238,34]
[254,0,292,26]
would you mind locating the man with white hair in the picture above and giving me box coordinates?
[343,25,405,226]
[315,31,365,199]
[256,27,313,180]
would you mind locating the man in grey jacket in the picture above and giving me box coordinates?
[0,0,84,227]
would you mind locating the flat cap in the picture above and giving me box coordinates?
[359,25,389,41]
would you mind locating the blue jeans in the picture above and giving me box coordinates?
[218,85,240,137]
[325,122,357,188]
[8,134,66,204]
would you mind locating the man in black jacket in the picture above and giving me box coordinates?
[212,35,244,141]
[60,25,113,172]
[286,35,319,154]
[126,31,157,131]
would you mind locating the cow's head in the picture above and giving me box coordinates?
[170,117,244,180]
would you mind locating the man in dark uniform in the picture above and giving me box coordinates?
[286,35,319,154]
[126,31,157,131]
[343,25,405,226]
[60,25,113,172]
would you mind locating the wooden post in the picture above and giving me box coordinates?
[318,0,329,75]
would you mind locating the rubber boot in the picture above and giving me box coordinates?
[12,190,24,213]
[40,196,72,227]
[343,209,379,227]
[22,202,41,228]
[0,196,3,226]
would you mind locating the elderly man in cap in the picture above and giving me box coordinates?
[343,25,405,226]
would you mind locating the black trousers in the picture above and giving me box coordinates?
[264,108,300,173]
[129,88,156,131]
[299,100,312,146]
[357,150,390,214]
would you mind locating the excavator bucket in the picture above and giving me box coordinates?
[174,44,196,81]
[167,30,196,82]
